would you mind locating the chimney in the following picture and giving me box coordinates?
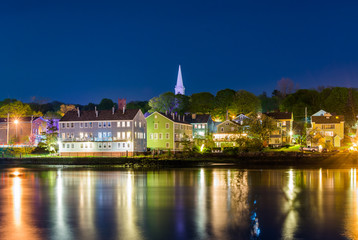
[95,106,98,117]
[123,106,125,114]
[172,112,175,119]
[165,110,168,115]
[183,115,185,122]
[118,98,126,111]
[112,106,115,115]
[192,113,196,119]
[77,107,80,117]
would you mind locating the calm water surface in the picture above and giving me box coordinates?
[0,167,357,240]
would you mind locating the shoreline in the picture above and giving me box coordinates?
[0,152,358,169]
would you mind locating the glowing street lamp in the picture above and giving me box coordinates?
[14,119,19,140]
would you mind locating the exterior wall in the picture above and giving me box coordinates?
[0,122,32,144]
[146,112,193,151]
[146,113,174,150]
[192,117,216,139]
[213,120,244,148]
[311,121,344,147]
[59,111,147,155]
[269,118,293,146]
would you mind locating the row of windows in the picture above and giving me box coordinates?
[322,124,335,129]
[61,142,131,149]
[149,133,170,140]
[61,131,145,140]
[194,124,206,129]
[61,121,146,129]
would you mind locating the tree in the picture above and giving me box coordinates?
[190,92,215,114]
[149,92,177,113]
[247,113,277,143]
[0,101,34,118]
[230,90,260,116]
[126,101,150,114]
[213,89,236,121]
[277,78,297,97]
[174,94,190,114]
[83,103,97,111]
[57,104,76,117]
[39,119,59,153]
[98,98,115,110]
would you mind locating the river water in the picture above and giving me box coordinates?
[0,167,357,240]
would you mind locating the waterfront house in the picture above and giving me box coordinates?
[58,106,146,156]
[213,120,246,148]
[185,114,215,139]
[310,113,344,147]
[263,112,293,147]
[146,112,192,151]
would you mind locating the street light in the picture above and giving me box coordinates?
[14,119,19,141]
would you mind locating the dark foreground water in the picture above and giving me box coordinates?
[0,168,357,240]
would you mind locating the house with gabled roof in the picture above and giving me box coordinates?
[59,105,146,156]
[185,114,215,139]
[263,112,293,147]
[146,112,192,151]
[213,120,247,148]
[310,113,344,147]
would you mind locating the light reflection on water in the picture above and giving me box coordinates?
[0,168,357,239]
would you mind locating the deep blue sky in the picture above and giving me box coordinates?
[1,0,358,104]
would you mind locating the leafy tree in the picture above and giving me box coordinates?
[0,101,34,118]
[83,102,97,111]
[149,92,177,113]
[44,111,62,119]
[39,119,59,153]
[258,92,279,113]
[190,92,215,114]
[277,78,297,97]
[126,101,150,114]
[230,90,260,116]
[213,89,236,121]
[247,113,277,143]
[57,104,76,117]
[174,94,190,114]
[98,98,115,110]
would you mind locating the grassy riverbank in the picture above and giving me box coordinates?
[1,152,358,169]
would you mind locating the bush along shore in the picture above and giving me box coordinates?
[0,152,358,169]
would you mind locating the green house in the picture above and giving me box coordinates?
[146,112,193,151]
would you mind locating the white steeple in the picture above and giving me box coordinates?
[175,65,185,95]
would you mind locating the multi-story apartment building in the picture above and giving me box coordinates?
[310,111,344,147]
[264,112,293,147]
[59,107,146,156]
[146,112,192,151]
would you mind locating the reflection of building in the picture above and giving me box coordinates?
[59,104,147,156]
[185,114,215,139]
[0,117,47,145]
[213,120,247,148]
[311,112,344,147]
[264,112,293,147]
[146,112,192,151]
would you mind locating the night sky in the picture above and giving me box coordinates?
[1,1,358,104]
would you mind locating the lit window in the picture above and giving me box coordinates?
[195,125,197,129]
[122,132,125,139]
[117,121,121,127]
[127,121,130,127]
[154,133,158,140]
[139,122,142,128]
[80,132,83,138]
[89,122,93,128]
[117,132,121,139]
[80,144,83,148]
[127,132,131,139]
[135,121,137,127]
[62,133,65,139]
[150,134,153,139]
[122,122,125,127]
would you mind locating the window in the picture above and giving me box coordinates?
[89,122,93,128]
[202,124,205,128]
[123,143,125,148]
[98,122,102,128]
[154,123,158,129]
[150,133,153,139]
[108,143,112,149]
[135,132,137,139]
[67,123,70,128]
[62,133,65,139]
[198,125,201,129]
[127,121,130,127]
[221,127,224,132]
[166,142,170,148]
[80,123,83,128]
[62,123,65,128]
[117,132,121,139]
[122,132,125,139]
[108,122,111,128]
[62,143,65,148]
[103,122,106,128]
[325,131,334,136]
[155,115,157,119]
[108,132,112,137]
[90,133,93,138]
[80,132,84,138]
[195,125,197,128]
[71,144,74,148]
[165,123,169,129]
[135,121,137,127]
[154,133,158,140]
[117,143,121,148]
[122,122,125,127]
[89,143,92,148]
[139,122,142,128]
[80,143,83,148]
[98,143,102,149]
[85,143,88,148]
[127,132,131,139]
[103,143,107,149]
[166,133,169,139]
[282,121,286,126]
[66,144,70,148]
[231,127,234,131]
[71,133,74,138]
[103,132,107,138]
[71,123,74,128]
[159,133,163,140]
[117,121,121,127]
[181,125,183,130]
[98,132,102,138]
[85,132,88,138]
[127,143,130,148]
[322,124,335,129]
[85,122,88,128]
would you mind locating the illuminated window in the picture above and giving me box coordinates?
[62,133,65,139]
[122,121,125,127]
[127,121,130,127]
[150,133,153,139]
[154,133,158,140]
[117,121,121,127]
[282,121,286,126]
[195,125,197,128]
[103,132,107,138]
[127,132,131,139]
[80,132,83,138]
[80,143,83,148]
[135,121,137,127]
[198,125,201,129]
[139,122,142,128]
[325,131,334,136]
[122,132,125,139]
[117,132,121,139]
[98,132,102,138]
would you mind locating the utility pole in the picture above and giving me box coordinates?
[305,107,307,126]
[6,113,9,145]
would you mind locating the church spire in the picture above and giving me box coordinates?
[175,65,185,95]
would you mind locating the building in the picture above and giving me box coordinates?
[174,65,185,95]
[310,113,344,147]
[0,116,47,145]
[264,112,293,147]
[58,106,146,156]
[146,112,192,151]
[213,120,246,148]
[185,114,215,139]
